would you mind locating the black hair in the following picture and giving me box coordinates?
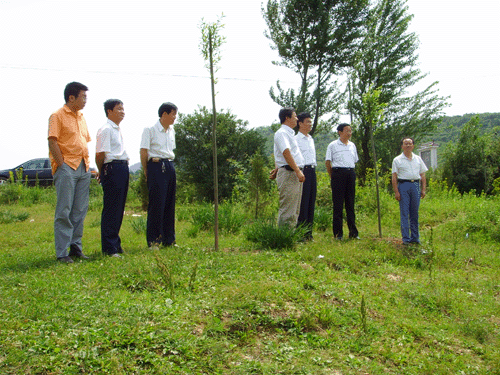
[279,107,295,124]
[64,82,88,103]
[158,102,178,118]
[337,123,351,133]
[104,99,123,117]
[297,112,312,123]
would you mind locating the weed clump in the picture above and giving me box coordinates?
[244,220,306,250]
[0,210,29,224]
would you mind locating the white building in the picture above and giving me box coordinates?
[416,141,439,169]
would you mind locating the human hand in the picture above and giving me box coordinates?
[297,170,305,183]
[269,168,278,180]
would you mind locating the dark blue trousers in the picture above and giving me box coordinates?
[297,166,316,239]
[331,168,358,239]
[147,160,176,246]
[398,181,421,243]
[101,161,129,255]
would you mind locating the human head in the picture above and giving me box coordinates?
[64,82,88,103]
[337,123,350,133]
[104,99,125,125]
[297,112,312,134]
[279,107,296,124]
[104,99,123,117]
[400,137,414,146]
[337,123,352,143]
[401,137,415,155]
[158,102,178,118]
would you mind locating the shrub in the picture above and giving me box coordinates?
[0,210,29,224]
[0,183,23,205]
[314,206,331,232]
[219,204,246,234]
[244,220,306,250]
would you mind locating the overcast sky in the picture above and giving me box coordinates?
[0,0,499,168]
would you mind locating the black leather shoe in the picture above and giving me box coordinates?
[57,256,74,263]
[69,244,89,259]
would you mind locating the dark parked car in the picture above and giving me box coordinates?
[0,158,98,186]
[0,158,54,185]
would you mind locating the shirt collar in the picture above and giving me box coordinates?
[155,120,168,133]
[402,152,414,160]
[63,104,82,118]
[107,119,119,128]
[297,131,309,139]
[280,124,295,135]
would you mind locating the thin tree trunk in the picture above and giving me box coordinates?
[209,30,219,251]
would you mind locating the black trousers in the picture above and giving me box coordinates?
[331,168,358,238]
[297,166,316,239]
[147,160,176,246]
[101,161,129,254]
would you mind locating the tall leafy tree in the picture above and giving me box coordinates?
[348,0,448,181]
[175,107,266,202]
[262,0,368,135]
[442,116,494,195]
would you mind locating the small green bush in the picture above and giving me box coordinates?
[244,220,305,250]
[0,183,23,205]
[0,210,30,224]
[314,206,332,232]
[189,202,214,231]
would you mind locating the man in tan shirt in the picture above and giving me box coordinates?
[48,82,92,263]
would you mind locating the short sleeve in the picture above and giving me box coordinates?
[419,157,428,174]
[352,144,359,163]
[391,158,398,174]
[171,127,176,151]
[140,127,151,150]
[274,131,291,154]
[325,144,332,161]
[96,127,111,153]
[83,118,91,143]
[48,113,60,140]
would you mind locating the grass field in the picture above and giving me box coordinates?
[0,178,499,374]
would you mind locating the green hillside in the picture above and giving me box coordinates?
[424,112,500,144]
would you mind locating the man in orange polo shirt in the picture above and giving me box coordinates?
[48,82,92,263]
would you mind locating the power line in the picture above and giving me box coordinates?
[0,64,301,83]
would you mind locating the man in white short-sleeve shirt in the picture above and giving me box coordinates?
[140,102,178,248]
[391,137,428,244]
[272,107,305,227]
[96,99,129,257]
[325,123,359,240]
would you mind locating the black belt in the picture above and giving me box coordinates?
[281,165,303,171]
[303,165,315,169]
[398,179,420,183]
[108,160,128,165]
[332,167,354,171]
[149,158,173,163]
